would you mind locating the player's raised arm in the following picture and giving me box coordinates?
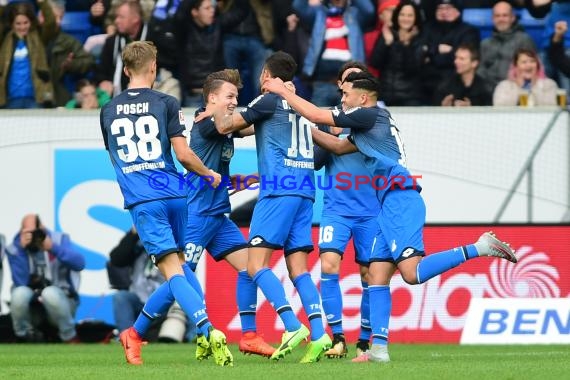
[211,109,251,135]
[171,136,221,188]
[311,127,358,156]
[263,77,336,126]
[237,125,255,137]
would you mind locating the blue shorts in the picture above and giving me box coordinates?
[185,214,247,271]
[319,214,380,266]
[129,197,187,263]
[370,190,425,263]
[249,195,314,255]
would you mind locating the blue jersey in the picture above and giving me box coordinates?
[186,108,235,215]
[241,93,315,200]
[322,128,380,217]
[331,106,421,203]
[100,88,186,208]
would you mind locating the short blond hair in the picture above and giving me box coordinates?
[122,41,157,76]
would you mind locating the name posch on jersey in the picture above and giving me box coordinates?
[116,102,149,115]
[122,160,165,174]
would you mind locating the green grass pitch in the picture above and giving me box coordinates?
[0,343,568,379]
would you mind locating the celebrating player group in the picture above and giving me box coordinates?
[100,42,518,366]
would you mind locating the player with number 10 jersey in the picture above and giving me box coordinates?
[241,93,315,201]
[210,52,332,362]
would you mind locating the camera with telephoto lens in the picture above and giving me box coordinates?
[26,215,47,253]
[27,229,47,253]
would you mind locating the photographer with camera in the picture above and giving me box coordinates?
[5,214,85,343]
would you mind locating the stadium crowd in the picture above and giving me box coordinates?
[0,0,568,109]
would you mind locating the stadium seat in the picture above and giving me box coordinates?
[462,8,494,40]
[462,8,545,47]
[517,9,546,48]
[60,11,96,45]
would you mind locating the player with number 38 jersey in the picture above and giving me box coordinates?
[100,41,232,368]
[100,89,185,209]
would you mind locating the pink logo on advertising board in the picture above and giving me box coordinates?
[487,246,561,298]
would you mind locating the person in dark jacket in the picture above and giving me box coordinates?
[477,1,536,92]
[219,0,271,105]
[0,0,57,108]
[369,0,427,106]
[433,43,492,106]
[174,0,244,107]
[93,0,148,97]
[421,0,480,103]
[548,20,570,77]
[42,0,96,107]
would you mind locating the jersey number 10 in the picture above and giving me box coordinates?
[287,114,314,159]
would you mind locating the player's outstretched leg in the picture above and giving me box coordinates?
[270,324,310,361]
[119,327,147,365]
[300,333,333,363]
[208,328,234,366]
[475,231,518,263]
[325,333,347,358]
[239,331,276,357]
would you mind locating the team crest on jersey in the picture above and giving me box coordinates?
[179,110,186,124]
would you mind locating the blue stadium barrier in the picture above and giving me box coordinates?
[462,8,546,47]
[60,11,96,44]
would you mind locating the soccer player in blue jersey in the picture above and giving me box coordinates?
[206,51,333,363]
[185,69,275,357]
[316,61,379,359]
[99,41,232,366]
[263,70,518,363]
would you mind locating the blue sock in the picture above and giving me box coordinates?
[416,245,478,284]
[182,263,205,300]
[320,273,343,335]
[133,281,174,337]
[359,281,371,342]
[252,267,301,332]
[369,285,391,346]
[293,272,325,340]
[237,270,257,334]
[168,274,212,335]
